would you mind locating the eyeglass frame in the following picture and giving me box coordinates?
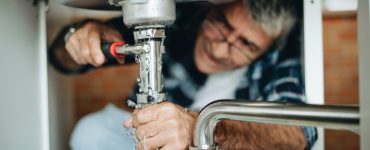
[204,6,262,62]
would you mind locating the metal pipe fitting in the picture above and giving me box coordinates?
[55,0,236,10]
[116,43,149,55]
[190,100,359,150]
[119,0,176,27]
[122,27,166,108]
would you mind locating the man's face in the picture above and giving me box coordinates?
[194,1,275,74]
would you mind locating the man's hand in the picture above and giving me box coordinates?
[124,102,197,150]
[65,21,123,67]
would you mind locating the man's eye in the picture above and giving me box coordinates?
[248,45,258,52]
[240,39,259,52]
[241,39,250,46]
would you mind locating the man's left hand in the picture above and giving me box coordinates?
[124,102,197,150]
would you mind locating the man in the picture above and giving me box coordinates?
[52,0,317,149]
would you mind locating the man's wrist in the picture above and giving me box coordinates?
[64,19,102,42]
[64,26,76,42]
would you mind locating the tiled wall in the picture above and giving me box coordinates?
[323,14,359,150]
[72,15,359,149]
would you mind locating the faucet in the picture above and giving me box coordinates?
[190,100,359,150]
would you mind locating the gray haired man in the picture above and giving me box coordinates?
[57,0,317,149]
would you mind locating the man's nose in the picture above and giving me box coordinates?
[211,42,230,60]
[225,31,238,44]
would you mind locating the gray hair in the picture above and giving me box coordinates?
[243,0,300,48]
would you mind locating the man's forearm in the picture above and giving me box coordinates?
[214,120,306,150]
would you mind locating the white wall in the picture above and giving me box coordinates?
[0,0,43,149]
[0,1,77,150]
[48,69,74,150]
[303,0,324,149]
[47,2,75,150]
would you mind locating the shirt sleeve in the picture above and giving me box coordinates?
[302,126,318,150]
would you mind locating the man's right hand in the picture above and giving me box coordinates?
[65,21,123,67]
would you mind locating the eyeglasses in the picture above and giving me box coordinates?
[204,7,261,63]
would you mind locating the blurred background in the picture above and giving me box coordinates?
[0,0,361,150]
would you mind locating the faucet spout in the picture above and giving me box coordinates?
[190,100,359,150]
